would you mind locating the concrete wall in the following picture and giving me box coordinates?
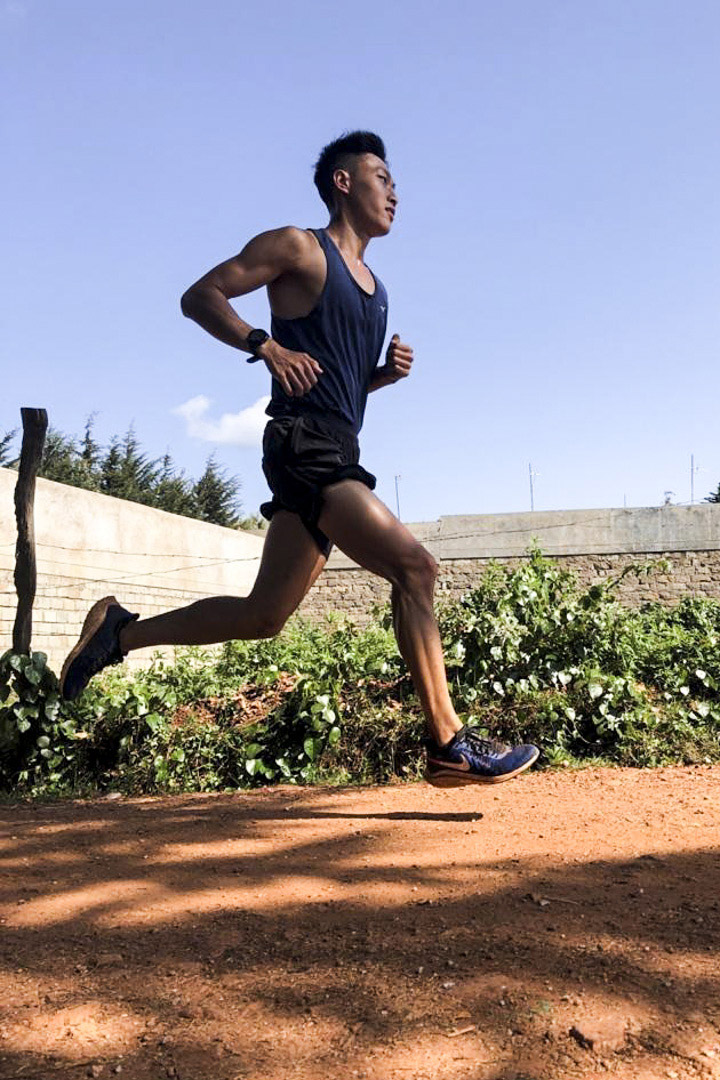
[299,504,720,622]
[4,464,720,672]
[1,467,265,671]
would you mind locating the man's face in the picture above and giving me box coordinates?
[338,153,397,235]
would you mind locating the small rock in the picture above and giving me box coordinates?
[95,953,124,967]
[104,792,123,801]
[569,1016,629,1054]
[87,1067,103,1079]
[442,981,455,990]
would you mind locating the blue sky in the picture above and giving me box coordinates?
[3,0,720,522]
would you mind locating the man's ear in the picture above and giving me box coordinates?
[332,167,352,197]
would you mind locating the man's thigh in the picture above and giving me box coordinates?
[248,510,327,618]
[318,479,425,580]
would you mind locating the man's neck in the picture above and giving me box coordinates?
[325,217,370,264]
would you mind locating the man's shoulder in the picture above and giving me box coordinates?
[260,225,320,263]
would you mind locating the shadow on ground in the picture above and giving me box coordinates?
[0,774,719,1080]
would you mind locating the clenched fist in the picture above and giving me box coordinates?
[261,340,323,397]
[385,333,414,382]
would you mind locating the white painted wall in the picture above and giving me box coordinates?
[0,468,265,671]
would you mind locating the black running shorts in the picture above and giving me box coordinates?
[260,412,377,557]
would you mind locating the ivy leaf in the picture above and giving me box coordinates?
[303,737,319,761]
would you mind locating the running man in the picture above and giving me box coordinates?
[60,131,539,786]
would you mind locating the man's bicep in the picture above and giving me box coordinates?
[192,227,310,299]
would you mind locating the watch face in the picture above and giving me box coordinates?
[248,329,269,349]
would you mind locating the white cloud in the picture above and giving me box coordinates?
[173,395,270,448]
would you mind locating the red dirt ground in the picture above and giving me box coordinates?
[1,765,720,1080]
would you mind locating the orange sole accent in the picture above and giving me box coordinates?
[425,748,539,787]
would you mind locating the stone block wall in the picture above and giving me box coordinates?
[298,549,720,624]
[299,504,720,623]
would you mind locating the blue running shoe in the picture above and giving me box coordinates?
[425,726,539,786]
[60,596,138,701]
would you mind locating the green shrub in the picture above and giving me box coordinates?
[437,548,720,766]
[2,548,720,797]
[0,650,79,791]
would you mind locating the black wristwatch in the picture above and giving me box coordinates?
[246,328,270,363]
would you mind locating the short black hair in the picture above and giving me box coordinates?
[313,131,387,211]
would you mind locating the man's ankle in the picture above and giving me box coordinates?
[431,722,463,748]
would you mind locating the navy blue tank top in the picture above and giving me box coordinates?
[267,228,388,434]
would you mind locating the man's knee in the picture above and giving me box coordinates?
[392,544,438,597]
[251,610,289,639]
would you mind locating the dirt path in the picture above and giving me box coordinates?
[1,766,719,1080]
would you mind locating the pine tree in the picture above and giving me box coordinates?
[0,429,17,467]
[152,452,195,516]
[2,416,251,527]
[192,454,242,527]
[705,485,720,504]
[37,428,90,488]
[99,437,124,498]
[100,427,158,503]
[77,414,102,490]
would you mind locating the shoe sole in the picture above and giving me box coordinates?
[60,595,119,700]
[424,746,540,787]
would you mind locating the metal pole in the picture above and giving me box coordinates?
[529,463,535,512]
[691,454,695,504]
[394,474,401,520]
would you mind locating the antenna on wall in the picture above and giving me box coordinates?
[529,463,539,512]
[690,453,700,504]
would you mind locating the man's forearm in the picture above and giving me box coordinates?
[180,284,256,354]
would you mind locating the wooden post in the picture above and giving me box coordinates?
[13,408,48,654]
